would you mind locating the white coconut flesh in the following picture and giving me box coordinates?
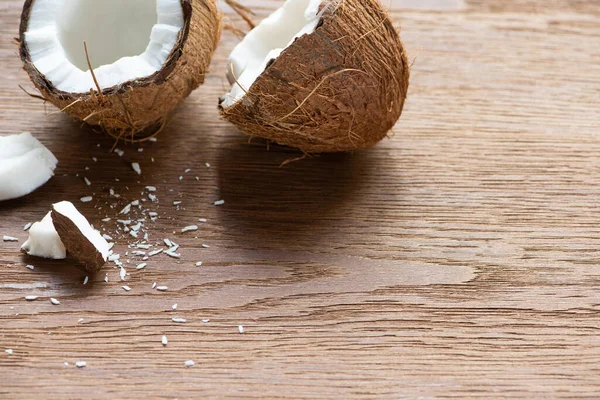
[222,0,324,107]
[24,0,184,93]
[53,201,111,261]
[0,132,58,202]
[22,212,67,260]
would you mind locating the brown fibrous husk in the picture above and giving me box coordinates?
[220,0,410,153]
[19,0,222,138]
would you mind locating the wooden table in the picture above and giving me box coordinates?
[2,0,600,398]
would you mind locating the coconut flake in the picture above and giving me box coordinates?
[80,196,93,203]
[3,236,18,242]
[131,163,142,175]
[172,317,186,323]
[238,325,244,334]
[195,262,203,267]
[83,276,89,285]
[148,249,163,257]
[83,177,91,186]
[162,335,168,346]
[156,286,168,291]
[181,225,198,233]
[25,295,38,301]
[120,266,127,281]
[136,263,147,270]
[145,186,157,192]
[214,200,225,206]
[76,361,86,368]
[25,265,35,271]
[5,349,13,355]
[23,222,33,231]
[184,360,195,367]
[50,298,60,305]
[0,133,58,202]
[122,285,131,292]
[120,204,132,215]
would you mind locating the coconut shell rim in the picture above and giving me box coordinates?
[19,0,193,98]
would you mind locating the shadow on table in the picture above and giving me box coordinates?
[215,137,377,248]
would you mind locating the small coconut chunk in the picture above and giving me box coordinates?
[76,361,86,368]
[3,236,18,242]
[21,212,67,260]
[25,296,38,301]
[214,200,225,206]
[184,360,195,367]
[50,298,60,305]
[172,317,186,323]
[0,133,58,202]
[156,286,168,292]
[131,163,142,175]
[23,222,33,231]
[122,286,132,292]
[51,201,110,272]
[80,196,93,203]
[162,335,168,346]
[181,225,198,233]
[238,325,244,334]
[5,349,13,355]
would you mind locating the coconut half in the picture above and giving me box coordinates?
[19,0,221,136]
[220,0,410,153]
[21,212,67,260]
[0,132,58,201]
[51,201,110,272]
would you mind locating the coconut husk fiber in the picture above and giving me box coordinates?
[19,0,222,138]
[220,0,410,153]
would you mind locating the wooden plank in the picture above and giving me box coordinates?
[1,0,600,398]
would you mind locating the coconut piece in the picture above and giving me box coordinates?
[219,0,410,153]
[19,0,222,136]
[51,201,110,272]
[21,212,67,260]
[0,132,58,201]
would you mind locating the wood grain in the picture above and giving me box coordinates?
[2,0,600,398]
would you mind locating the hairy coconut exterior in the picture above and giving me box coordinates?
[220,0,410,153]
[51,209,105,272]
[19,0,221,136]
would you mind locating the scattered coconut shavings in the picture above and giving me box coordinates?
[84,177,91,186]
[172,304,177,310]
[131,163,141,175]
[162,335,168,346]
[184,360,195,367]
[195,262,203,267]
[238,325,244,334]
[148,249,163,257]
[3,236,18,242]
[114,149,124,157]
[145,186,157,192]
[23,222,33,231]
[25,265,35,271]
[198,218,207,223]
[181,225,198,233]
[25,295,38,301]
[131,223,142,231]
[165,251,181,259]
[132,250,146,256]
[136,263,147,270]
[214,200,225,206]
[156,286,168,291]
[122,286,131,292]
[76,361,86,368]
[173,201,182,206]
[83,276,89,285]
[50,298,60,305]
[117,219,131,225]
[109,253,121,262]
[131,200,140,206]
[6,349,13,355]
[172,317,186,323]
[120,204,132,214]
[136,244,152,249]
[80,196,93,203]
[120,266,127,281]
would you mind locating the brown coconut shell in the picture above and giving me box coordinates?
[220,0,410,153]
[19,0,221,137]
[51,208,105,273]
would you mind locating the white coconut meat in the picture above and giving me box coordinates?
[21,212,67,259]
[52,201,111,262]
[0,132,58,202]
[24,0,184,93]
[222,0,324,107]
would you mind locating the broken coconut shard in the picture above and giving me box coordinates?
[19,0,221,138]
[51,201,110,272]
[21,212,67,260]
[219,0,410,153]
[0,132,58,202]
